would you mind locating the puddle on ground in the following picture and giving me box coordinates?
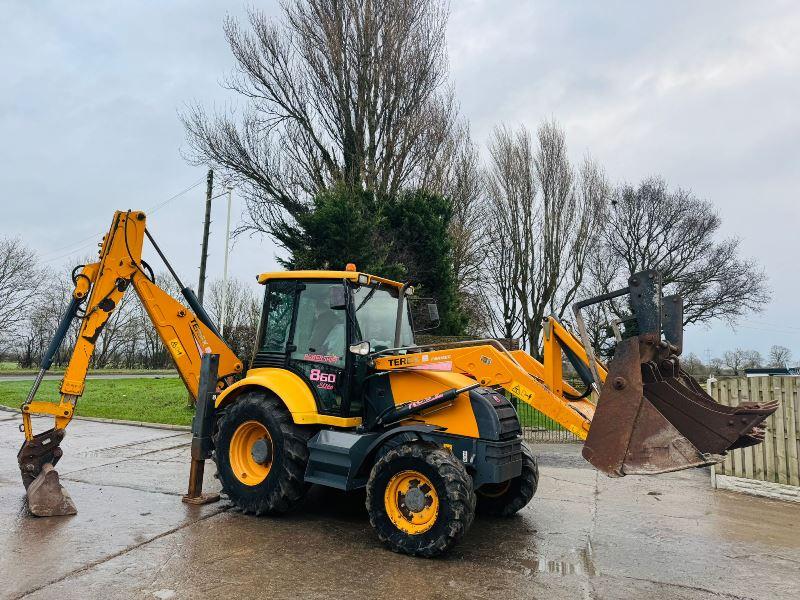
[520,544,597,577]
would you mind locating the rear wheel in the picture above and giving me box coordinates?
[366,443,476,557]
[213,391,311,515]
[476,442,538,516]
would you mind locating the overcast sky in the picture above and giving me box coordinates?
[2,1,798,360]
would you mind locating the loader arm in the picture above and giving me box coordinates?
[18,211,243,503]
[374,318,601,440]
[376,271,777,477]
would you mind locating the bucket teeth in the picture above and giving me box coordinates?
[641,364,777,455]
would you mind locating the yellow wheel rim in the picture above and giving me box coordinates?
[384,470,439,535]
[478,480,511,498]
[230,420,273,486]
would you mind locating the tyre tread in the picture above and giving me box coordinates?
[213,391,311,516]
[366,442,476,557]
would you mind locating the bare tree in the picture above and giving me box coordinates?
[768,345,793,369]
[208,277,261,362]
[682,352,711,381]
[483,121,608,354]
[481,218,523,341]
[709,357,726,376]
[599,178,769,326]
[0,237,44,353]
[441,123,486,296]
[17,263,81,368]
[722,348,763,374]
[183,0,455,244]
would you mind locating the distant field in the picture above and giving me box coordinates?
[0,377,192,426]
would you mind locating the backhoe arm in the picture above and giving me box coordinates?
[18,211,242,494]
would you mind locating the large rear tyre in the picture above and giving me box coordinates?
[476,442,538,517]
[213,391,310,515]
[366,443,476,557]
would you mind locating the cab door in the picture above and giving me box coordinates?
[287,281,351,416]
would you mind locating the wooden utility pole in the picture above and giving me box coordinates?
[197,169,213,305]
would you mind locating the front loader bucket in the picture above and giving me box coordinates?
[582,336,778,477]
[582,337,710,476]
[575,270,777,477]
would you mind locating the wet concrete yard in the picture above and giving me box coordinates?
[1,411,798,600]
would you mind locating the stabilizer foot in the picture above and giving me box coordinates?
[182,492,221,505]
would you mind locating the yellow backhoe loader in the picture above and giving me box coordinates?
[17,210,777,556]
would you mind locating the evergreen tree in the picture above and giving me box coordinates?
[385,190,466,335]
[275,185,467,336]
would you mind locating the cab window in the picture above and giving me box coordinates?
[352,284,413,351]
[259,281,294,353]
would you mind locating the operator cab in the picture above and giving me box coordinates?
[251,267,427,419]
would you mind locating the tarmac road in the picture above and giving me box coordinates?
[0,413,798,600]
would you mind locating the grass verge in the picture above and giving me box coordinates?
[0,377,193,426]
[513,402,566,431]
[0,376,567,431]
[0,366,177,377]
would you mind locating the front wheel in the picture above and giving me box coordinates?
[366,443,476,557]
[476,441,539,516]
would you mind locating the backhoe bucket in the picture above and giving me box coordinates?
[18,428,77,517]
[25,463,77,517]
[576,271,778,477]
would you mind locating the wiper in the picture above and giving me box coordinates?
[355,286,378,312]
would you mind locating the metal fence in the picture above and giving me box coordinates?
[510,396,579,443]
[709,376,800,486]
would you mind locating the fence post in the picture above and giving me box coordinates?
[707,377,717,486]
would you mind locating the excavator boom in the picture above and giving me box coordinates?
[17,211,242,515]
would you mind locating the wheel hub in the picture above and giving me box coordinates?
[403,486,427,512]
[251,438,272,465]
[384,470,439,535]
[229,420,273,486]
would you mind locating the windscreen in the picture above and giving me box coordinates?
[352,284,414,351]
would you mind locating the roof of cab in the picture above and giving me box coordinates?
[257,270,403,288]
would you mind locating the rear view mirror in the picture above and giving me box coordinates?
[427,303,439,323]
[330,286,347,310]
[410,298,440,332]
